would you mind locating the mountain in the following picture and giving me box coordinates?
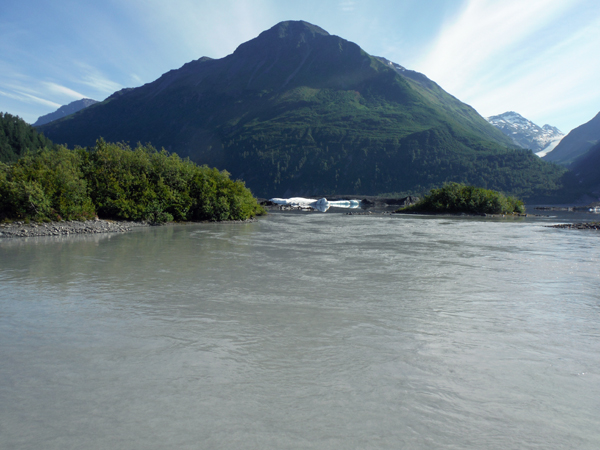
[0,112,56,163]
[33,98,98,126]
[486,111,564,156]
[568,141,600,194]
[38,21,568,199]
[543,111,600,166]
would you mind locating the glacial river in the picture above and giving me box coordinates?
[1,210,599,449]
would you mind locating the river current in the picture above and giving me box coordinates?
[1,210,599,449]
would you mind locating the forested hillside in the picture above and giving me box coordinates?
[0,112,56,163]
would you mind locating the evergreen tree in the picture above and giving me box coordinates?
[0,112,56,163]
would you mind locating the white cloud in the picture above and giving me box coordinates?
[130,73,143,84]
[413,0,600,131]
[123,0,278,60]
[339,1,356,12]
[0,89,61,109]
[43,82,87,100]
[75,63,123,95]
[416,0,575,92]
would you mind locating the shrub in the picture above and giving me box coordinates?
[0,139,266,223]
[397,183,525,215]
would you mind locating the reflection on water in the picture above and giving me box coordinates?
[1,215,599,450]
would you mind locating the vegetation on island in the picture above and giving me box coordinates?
[0,139,265,223]
[396,183,525,215]
[1,112,57,163]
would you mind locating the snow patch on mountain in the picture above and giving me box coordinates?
[535,137,562,158]
[486,111,564,156]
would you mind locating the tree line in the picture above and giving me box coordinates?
[0,139,265,223]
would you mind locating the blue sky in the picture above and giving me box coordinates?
[1,0,598,133]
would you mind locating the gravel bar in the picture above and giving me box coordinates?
[0,219,148,239]
[548,222,600,230]
[0,217,259,239]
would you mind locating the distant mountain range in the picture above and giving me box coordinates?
[33,98,98,126]
[486,111,564,157]
[37,21,568,200]
[543,111,600,166]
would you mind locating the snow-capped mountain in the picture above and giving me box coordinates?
[486,111,564,157]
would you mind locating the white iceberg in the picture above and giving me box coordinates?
[269,197,360,212]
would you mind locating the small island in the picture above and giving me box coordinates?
[395,183,525,215]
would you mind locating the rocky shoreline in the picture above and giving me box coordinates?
[0,217,258,239]
[393,211,531,218]
[548,222,600,230]
[0,219,147,239]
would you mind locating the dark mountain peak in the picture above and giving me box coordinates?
[267,20,329,39]
[208,20,372,93]
[234,20,330,54]
[234,20,330,57]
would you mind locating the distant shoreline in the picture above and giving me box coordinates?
[548,222,600,230]
[392,211,529,218]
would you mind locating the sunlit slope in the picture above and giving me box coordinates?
[39,21,566,198]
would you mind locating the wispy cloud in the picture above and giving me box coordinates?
[75,63,123,95]
[43,82,87,100]
[416,0,574,92]
[414,0,599,131]
[0,89,61,109]
[130,73,143,84]
[339,1,356,12]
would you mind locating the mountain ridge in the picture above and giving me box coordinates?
[38,20,567,200]
[33,98,98,127]
[543,111,600,165]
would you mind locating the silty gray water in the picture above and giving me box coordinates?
[1,212,599,449]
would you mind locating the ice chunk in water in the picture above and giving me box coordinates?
[269,197,360,212]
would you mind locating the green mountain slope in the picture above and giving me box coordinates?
[1,112,56,163]
[38,21,567,199]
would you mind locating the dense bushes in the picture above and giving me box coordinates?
[397,183,525,215]
[0,140,265,222]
